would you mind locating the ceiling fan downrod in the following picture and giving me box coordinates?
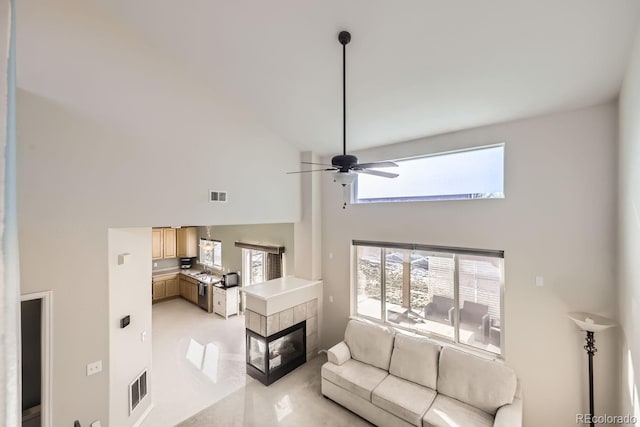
[339,31,350,157]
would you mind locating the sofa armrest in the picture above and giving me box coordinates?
[493,397,522,427]
[327,341,351,365]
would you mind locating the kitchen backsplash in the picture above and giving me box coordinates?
[152,258,180,270]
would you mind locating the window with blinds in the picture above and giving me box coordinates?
[353,241,504,356]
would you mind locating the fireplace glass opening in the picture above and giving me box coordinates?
[246,321,306,385]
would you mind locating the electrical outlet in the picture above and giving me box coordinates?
[91,421,102,427]
[87,360,102,376]
[329,295,334,303]
[153,262,158,268]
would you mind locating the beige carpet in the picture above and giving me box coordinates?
[179,354,372,427]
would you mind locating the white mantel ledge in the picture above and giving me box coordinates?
[241,276,322,316]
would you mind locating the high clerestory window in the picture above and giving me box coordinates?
[353,240,504,356]
[354,144,505,203]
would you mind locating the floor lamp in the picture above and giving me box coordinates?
[568,312,616,427]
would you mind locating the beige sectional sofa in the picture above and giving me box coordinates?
[321,319,522,427]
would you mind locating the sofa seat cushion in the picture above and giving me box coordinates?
[389,333,441,389]
[321,359,388,401]
[423,394,494,427]
[345,319,396,370]
[437,347,517,415]
[372,375,436,426]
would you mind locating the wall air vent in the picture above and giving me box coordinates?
[129,369,148,414]
[209,190,228,203]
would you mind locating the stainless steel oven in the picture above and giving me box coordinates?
[197,282,210,312]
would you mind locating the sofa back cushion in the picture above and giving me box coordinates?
[389,333,440,389]
[344,319,396,371]
[437,347,517,415]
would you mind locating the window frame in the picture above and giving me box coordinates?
[351,240,505,358]
[242,248,268,286]
[199,238,222,270]
[353,143,505,204]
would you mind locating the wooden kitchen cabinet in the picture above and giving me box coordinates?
[177,227,198,258]
[189,283,198,304]
[179,275,200,305]
[152,281,166,300]
[152,229,163,260]
[179,279,187,298]
[152,227,178,259]
[165,278,179,297]
[163,228,177,258]
[152,273,179,302]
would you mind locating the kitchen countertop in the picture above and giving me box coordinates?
[152,267,222,285]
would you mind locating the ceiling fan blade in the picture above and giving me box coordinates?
[355,161,399,169]
[356,169,399,178]
[301,161,335,167]
[286,168,336,174]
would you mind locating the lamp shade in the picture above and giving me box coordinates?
[333,171,357,186]
[568,312,616,332]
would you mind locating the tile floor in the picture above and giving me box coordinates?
[141,298,251,427]
[144,297,369,427]
[179,354,371,427]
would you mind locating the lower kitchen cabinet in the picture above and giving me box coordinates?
[152,281,166,300]
[152,273,179,302]
[166,278,179,297]
[180,276,199,305]
[213,286,239,318]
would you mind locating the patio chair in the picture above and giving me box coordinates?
[459,301,490,344]
[424,295,454,325]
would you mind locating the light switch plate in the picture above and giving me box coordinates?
[87,360,102,376]
[535,276,544,287]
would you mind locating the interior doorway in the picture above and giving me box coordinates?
[21,292,52,427]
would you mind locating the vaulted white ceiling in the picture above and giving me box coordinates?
[80,1,640,153]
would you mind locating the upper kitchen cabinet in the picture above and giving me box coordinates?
[177,227,198,258]
[152,227,178,259]
[152,228,163,259]
[163,228,177,258]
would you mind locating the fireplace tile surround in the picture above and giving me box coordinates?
[245,299,318,362]
[241,277,323,384]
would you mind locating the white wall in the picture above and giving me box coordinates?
[618,23,640,423]
[108,228,153,427]
[16,1,300,425]
[294,151,322,281]
[197,223,295,277]
[321,103,618,426]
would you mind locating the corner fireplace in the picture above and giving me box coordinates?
[246,321,306,385]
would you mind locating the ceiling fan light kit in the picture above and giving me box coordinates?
[287,30,400,209]
[333,171,357,186]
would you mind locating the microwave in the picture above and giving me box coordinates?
[221,272,239,288]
